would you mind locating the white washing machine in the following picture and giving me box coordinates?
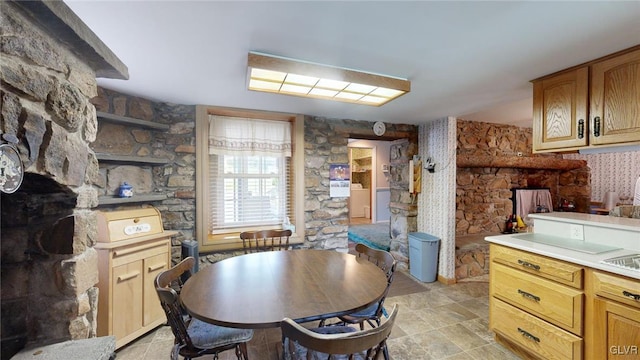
[350,183,370,218]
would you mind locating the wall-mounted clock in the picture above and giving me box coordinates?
[0,143,24,194]
[373,121,386,136]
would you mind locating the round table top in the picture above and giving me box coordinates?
[180,249,388,329]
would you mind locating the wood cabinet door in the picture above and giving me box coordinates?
[590,48,640,146]
[533,67,589,152]
[593,298,640,360]
[143,252,169,326]
[112,260,144,340]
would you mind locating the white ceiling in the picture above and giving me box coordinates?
[65,1,640,128]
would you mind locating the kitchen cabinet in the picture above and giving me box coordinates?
[95,208,177,349]
[586,269,640,360]
[532,46,640,153]
[489,244,584,359]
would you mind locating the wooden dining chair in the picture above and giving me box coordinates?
[239,229,292,254]
[281,305,398,360]
[320,243,397,331]
[155,257,253,360]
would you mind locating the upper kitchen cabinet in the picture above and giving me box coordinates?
[589,49,640,146]
[532,46,640,153]
[533,67,589,151]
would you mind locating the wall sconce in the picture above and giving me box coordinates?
[424,157,436,173]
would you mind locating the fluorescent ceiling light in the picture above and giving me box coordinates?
[247,52,410,106]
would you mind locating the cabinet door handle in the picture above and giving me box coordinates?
[517,259,540,271]
[593,116,601,137]
[117,271,140,282]
[518,289,541,302]
[517,328,540,343]
[623,290,640,301]
[148,263,167,272]
[577,119,584,139]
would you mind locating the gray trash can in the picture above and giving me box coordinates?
[408,232,440,282]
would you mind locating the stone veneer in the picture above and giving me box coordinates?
[456,119,591,236]
[90,88,195,261]
[89,90,419,268]
[454,119,590,280]
[0,1,126,357]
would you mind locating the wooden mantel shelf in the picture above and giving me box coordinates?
[456,155,587,170]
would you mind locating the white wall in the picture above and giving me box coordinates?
[564,150,640,203]
[417,117,457,281]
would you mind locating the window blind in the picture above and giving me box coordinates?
[208,116,293,234]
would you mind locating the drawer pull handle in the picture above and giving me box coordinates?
[148,263,167,272]
[593,116,601,137]
[517,259,540,271]
[623,291,640,301]
[117,271,140,282]
[518,289,541,302]
[517,328,540,343]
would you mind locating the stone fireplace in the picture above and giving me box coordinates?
[0,1,127,357]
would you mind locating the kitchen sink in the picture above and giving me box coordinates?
[601,254,640,272]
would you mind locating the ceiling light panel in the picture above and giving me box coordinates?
[247,52,410,106]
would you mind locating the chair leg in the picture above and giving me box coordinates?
[382,343,390,360]
[236,342,249,360]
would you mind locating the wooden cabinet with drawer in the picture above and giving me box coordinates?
[489,244,585,359]
[586,269,640,360]
[95,208,177,349]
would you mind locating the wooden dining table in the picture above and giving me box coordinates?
[180,249,388,329]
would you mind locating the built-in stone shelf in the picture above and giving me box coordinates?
[97,111,170,130]
[456,155,586,170]
[96,153,170,165]
[98,194,167,206]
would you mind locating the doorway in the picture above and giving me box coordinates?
[347,139,393,224]
[349,146,373,224]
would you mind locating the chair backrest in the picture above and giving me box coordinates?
[355,243,396,283]
[155,257,196,350]
[282,305,398,359]
[239,229,292,254]
[355,243,397,322]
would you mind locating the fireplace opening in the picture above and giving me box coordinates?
[1,173,88,357]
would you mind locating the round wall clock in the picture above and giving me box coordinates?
[0,143,24,194]
[373,121,386,136]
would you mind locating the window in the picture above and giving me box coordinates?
[196,107,303,252]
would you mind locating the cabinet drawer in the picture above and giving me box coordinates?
[491,262,583,335]
[491,244,583,288]
[592,270,640,309]
[491,298,582,360]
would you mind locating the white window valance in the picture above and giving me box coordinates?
[208,115,291,156]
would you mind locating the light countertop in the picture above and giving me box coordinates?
[485,233,640,280]
[529,212,640,232]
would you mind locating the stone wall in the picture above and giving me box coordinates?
[91,88,196,262]
[0,2,125,356]
[303,117,418,263]
[456,119,590,235]
[90,93,419,266]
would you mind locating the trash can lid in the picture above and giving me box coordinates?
[408,232,440,242]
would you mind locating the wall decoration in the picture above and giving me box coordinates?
[329,164,350,197]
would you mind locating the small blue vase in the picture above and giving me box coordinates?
[118,182,133,198]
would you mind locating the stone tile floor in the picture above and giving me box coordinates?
[115,272,520,360]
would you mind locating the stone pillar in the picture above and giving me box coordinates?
[388,139,419,270]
